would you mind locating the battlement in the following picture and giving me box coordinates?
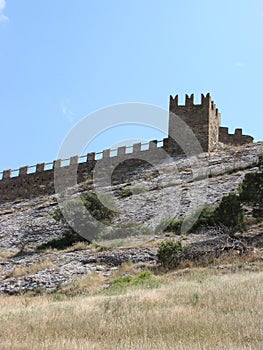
[169,93,220,117]
[168,93,222,154]
[0,140,163,181]
[219,127,254,146]
[0,140,168,201]
[0,92,254,202]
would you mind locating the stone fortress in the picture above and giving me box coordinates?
[0,93,253,202]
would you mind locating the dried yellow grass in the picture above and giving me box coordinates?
[0,269,263,349]
[5,258,55,279]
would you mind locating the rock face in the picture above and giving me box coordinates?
[0,142,262,294]
[0,248,158,295]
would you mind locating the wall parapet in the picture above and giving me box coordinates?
[0,140,164,181]
[0,92,255,202]
[219,127,254,146]
[170,93,220,118]
[0,140,166,201]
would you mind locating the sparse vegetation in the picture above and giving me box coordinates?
[3,259,55,279]
[120,185,147,198]
[37,231,87,250]
[239,171,263,217]
[50,192,118,245]
[58,272,106,296]
[214,192,244,234]
[98,222,151,241]
[155,218,183,234]
[155,206,216,235]
[106,269,160,294]
[157,240,187,268]
[157,193,246,236]
[52,192,117,225]
[119,188,133,198]
[0,270,263,349]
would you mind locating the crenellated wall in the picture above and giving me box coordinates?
[219,127,254,146]
[0,93,254,202]
[168,93,221,155]
[0,140,168,201]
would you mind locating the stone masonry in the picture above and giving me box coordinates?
[168,93,253,155]
[0,93,254,202]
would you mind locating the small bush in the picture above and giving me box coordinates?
[155,206,216,235]
[180,206,216,233]
[239,172,263,217]
[81,192,117,223]
[51,192,118,243]
[52,208,64,222]
[192,206,215,230]
[155,218,183,235]
[120,188,133,198]
[214,193,244,234]
[157,240,186,268]
[52,192,117,225]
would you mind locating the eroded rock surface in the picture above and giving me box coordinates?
[0,142,262,294]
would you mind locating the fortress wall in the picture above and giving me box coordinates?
[208,100,221,151]
[0,169,55,201]
[0,93,254,202]
[0,141,167,202]
[219,127,254,146]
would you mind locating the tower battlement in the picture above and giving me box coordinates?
[170,93,220,116]
[168,93,222,154]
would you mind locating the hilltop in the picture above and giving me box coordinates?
[0,141,262,295]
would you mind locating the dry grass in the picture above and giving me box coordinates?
[0,268,263,349]
[60,272,107,295]
[60,262,138,296]
[63,241,90,252]
[0,248,19,259]
[4,259,55,279]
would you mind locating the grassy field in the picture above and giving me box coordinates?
[0,268,263,349]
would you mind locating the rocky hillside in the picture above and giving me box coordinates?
[0,142,262,294]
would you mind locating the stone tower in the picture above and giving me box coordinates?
[168,93,221,154]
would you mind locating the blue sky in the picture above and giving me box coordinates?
[0,0,263,171]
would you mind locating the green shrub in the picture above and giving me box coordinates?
[239,172,263,217]
[214,193,244,233]
[192,206,215,230]
[112,270,152,287]
[156,206,215,235]
[155,218,183,235]
[239,173,263,205]
[181,206,216,233]
[53,192,117,224]
[157,240,186,268]
[81,192,117,223]
[120,188,133,198]
[51,192,118,243]
[52,207,64,222]
[107,270,160,293]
